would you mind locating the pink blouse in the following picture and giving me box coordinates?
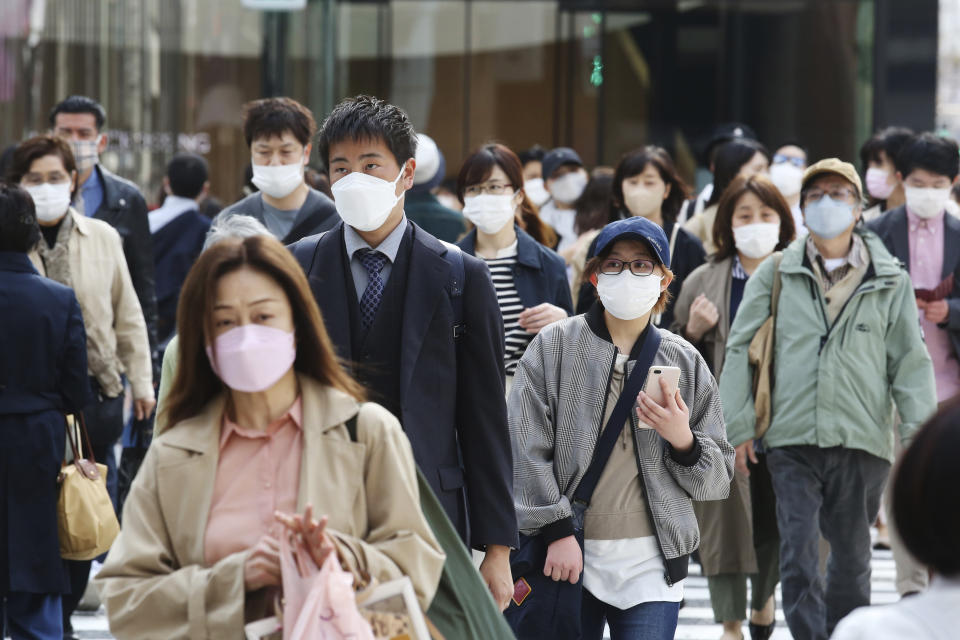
[204,398,303,566]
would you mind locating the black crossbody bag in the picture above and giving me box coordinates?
[504,327,662,640]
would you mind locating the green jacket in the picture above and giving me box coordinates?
[719,230,936,461]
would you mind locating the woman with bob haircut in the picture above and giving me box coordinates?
[95,234,445,638]
[671,174,796,640]
[831,398,960,639]
[455,143,572,382]
[508,216,734,639]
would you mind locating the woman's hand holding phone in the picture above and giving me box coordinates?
[637,377,694,454]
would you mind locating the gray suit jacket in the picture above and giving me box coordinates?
[219,187,339,244]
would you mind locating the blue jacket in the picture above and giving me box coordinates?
[290,222,518,550]
[457,226,574,316]
[151,209,211,347]
[0,252,90,593]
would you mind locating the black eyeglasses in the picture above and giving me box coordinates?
[600,258,657,276]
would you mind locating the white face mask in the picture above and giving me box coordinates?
[251,156,305,199]
[462,194,517,235]
[524,178,551,207]
[70,137,101,174]
[905,185,951,220]
[331,165,406,232]
[596,272,663,320]
[770,162,804,197]
[549,171,587,204]
[623,183,665,219]
[25,183,72,223]
[733,222,781,259]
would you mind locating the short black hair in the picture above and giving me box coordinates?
[317,95,417,169]
[893,397,960,577]
[0,183,40,252]
[895,132,960,181]
[859,126,914,170]
[166,153,209,199]
[241,97,317,148]
[518,145,546,167]
[49,95,107,131]
[708,138,771,207]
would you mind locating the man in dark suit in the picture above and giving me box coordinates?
[867,132,960,598]
[50,96,159,380]
[219,97,339,244]
[290,95,517,611]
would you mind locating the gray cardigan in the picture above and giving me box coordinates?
[508,303,734,583]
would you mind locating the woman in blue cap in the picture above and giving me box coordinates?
[506,216,735,640]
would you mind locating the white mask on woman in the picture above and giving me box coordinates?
[331,165,406,232]
[462,194,516,235]
[733,222,781,259]
[622,183,665,219]
[25,183,72,223]
[251,157,305,199]
[596,272,663,320]
[549,171,587,204]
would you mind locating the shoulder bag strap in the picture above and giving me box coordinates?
[572,326,663,509]
[770,252,784,317]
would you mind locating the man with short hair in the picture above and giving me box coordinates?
[720,159,937,640]
[149,153,212,351]
[290,95,517,612]
[50,95,159,378]
[219,97,338,243]
[770,143,808,234]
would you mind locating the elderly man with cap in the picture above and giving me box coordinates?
[718,159,936,640]
[538,147,589,256]
[404,133,466,242]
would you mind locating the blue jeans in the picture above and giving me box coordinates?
[581,589,679,640]
[1,593,62,640]
[766,446,888,640]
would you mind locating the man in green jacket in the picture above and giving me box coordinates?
[719,158,936,640]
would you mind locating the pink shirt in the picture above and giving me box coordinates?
[907,209,960,402]
[204,398,303,566]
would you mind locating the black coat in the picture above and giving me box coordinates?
[457,226,574,315]
[221,188,340,244]
[0,252,90,593]
[92,165,159,379]
[151,209,211,347]
[868,206,960,360]
[290,222,518,549]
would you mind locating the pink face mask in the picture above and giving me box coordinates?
[865,168,895,200]
[206,325,296,393]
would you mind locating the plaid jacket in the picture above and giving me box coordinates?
[508,304,734,583]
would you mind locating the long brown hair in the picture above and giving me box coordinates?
[160,235,365,432]
[712,174,796,261]
[456,143,558,248]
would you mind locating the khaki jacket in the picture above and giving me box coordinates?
[683,203,719,256]
[29,209,153,399]
[95,375,445,639]
[670,257,734,375]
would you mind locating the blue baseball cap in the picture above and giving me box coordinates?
[593,217,671,269]
[542,147,584,181]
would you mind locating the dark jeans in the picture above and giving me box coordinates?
[1,592,62,640]
[766,446,889,640]
[581,589,680,640]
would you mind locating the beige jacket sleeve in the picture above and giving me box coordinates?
[328,403,446,611]
[94,446,247,640]
[107,229,154,400]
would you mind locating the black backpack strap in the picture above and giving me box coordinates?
[572,326,663,510]
[440,241,466,339]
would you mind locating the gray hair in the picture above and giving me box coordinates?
[203,213,272,250]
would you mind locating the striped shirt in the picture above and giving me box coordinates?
[482,242,531,376]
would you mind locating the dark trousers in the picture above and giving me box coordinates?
[766,446,888,640]
[581,590,680,640]
[62,383,123,628]
[1,592,62,640]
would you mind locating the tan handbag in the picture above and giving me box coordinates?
[747,252,784,440]
[57,413,120,560]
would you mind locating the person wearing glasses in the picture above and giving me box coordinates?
[719,159,936,640]
[10,136,154,638]
[509,216,734,639]
[455,143,571,387]
[768,143,808,235]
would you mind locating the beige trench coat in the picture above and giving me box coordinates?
[28,209,153,400]
[95,375,445,639]
[671,257,757,576]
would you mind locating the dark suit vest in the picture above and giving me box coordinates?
[342,227,413,418]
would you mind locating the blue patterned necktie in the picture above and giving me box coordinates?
[358,248,388,330]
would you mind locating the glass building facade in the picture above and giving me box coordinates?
[0,0,938,205]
